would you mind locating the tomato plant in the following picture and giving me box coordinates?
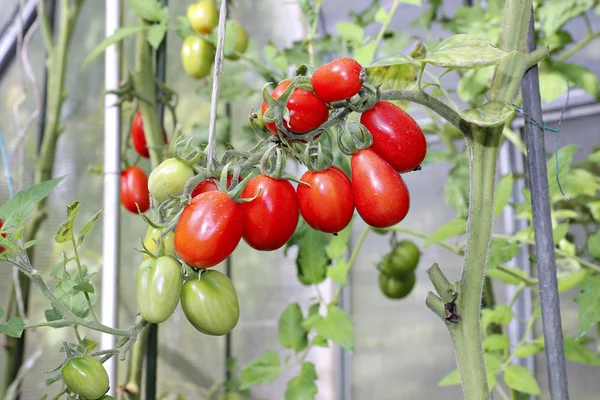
[297,167,354,234]
[311,57,364,102]
[61,355,109,400]
[174,191,244,268]
[240,175,299,251]
[180,270,240,336]
[136,256,183,323]
[120,166,150,213]
[191,174,240,198]
[148,157,195,203]
[181,35,216,79]
[130,110,167,158]
[187,0,218,34]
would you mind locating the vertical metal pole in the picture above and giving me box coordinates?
[224,103,233,384]
[145,1,168,398]
[102,0,122,395]
[521,10,569,400]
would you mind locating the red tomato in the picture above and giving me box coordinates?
[297,168,354,234]
[240,175,299,250]
[360,101,427,173]
[351,149,410,228]
[311,57,364,102]
[131,110,168,158]
[191,175,241,198]
[0,219,6,254]
[174,191,244,268]
[261,80,329,135]
[121,166,150,213]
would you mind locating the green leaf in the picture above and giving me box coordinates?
[539,71,569,102]
[50,257,68,280]
[557,269,588,293]
[78,208,103,246]
[574,275,600,334]
[311,336,328,347]
[485,353,503,390]
[588,200,600,222]
[240,351,282,390]
[422,34,517,69]
[364,57,419,108]
[547,145,579,202]
[296,229,330,285]
[563,338,600,365]
[562,168,600,198]
[457,66,493,102]
[84,25,144,67]
[313,307,354,351]
[44,308,65,324]
[553,223,570,243]
[494,174,514,217]
[587,232,600,259]
[326,259,350,286]
[514,343,543,358]
[483,334,510,351]
[55,202,81,244]
[354,41,378,66]
[0,307,4,319]
[487,266,534,285]
[538,0,596,37]
[285,362,318,400]
[424,218,466,247]
[482,305,513,329]
[0,317,24,338]
[399,0,422,4]
[374,8,390,24]
[552,62,600,101]
[438,368,461,386]
[325,223,352,260]
[127,0,165,22]
[73,282,95,294]
[460,101,514,128]
[147,23,167,49]
[444,156,470,216]
[0,177,64,227]
[503,365,541,395]
[278,304,308,352]
[336,22,364,45]
[302,303,321,331]
[349,0,381,27]
[486,240,519,270]
[22,239,39,249]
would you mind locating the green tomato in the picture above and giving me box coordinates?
[136,256,183,323]
[224,20,248,60]
[142,226,176,259]
[181,270,240,336]
[148,158,195,203]
[379,240,421,279]
[61,355,109,400]
[181,35,216,79]
[187,0,218,34]
[378,272,416,299]
[101,397,116,400]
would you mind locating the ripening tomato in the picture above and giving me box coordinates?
[351,149,410,228]
[0,219,6,254]
[311,57,364,102]
[148,158,195,203]
[136,256,183,323]
[130,111,168,158]
[191,175,241,198]
[360,101,427,173]
[61,355,109,400]
[261,80,329,135]
[181,269,240,336]
[181,35,216,79]
[174,191,243,268]
[240,175,299,251]
[224,20,249,60]
[187,0,218,34]
[121,166,150,214]
[297,168,354,234]
[142,226,176,259]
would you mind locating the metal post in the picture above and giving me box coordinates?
[0,0,38,81]
[521,10,569,400]
[102,0,122,394]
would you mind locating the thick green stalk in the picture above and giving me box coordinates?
[1,1,84,396]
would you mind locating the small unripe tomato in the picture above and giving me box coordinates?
[311,57,364,102]
[142,226,176,259]
[378,272,416,299]
[136,256,183,323]
[181,36,216,79]
[187,0,218,34]
[148,158,195,203]
[224,20,249,60]
[61,355,109,400]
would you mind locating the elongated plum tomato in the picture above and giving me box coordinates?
[61,355,109,400]
[351,149,410,228]
[379,271,416,299]
[174,191,243,268]
[181,269,240,336]
[142,226,176,259]
[121,166,150,214]
[311,57,364,102]
[131,110,167,158]
[360,101,427,173]
[261,80,329,135]
[224,20,249,60]
[148,158,195,203]
[136,256,183,323]
[240,175,299,251]
[297,168,354,234]
[187,0,218,34]
[181,35,216,79]
[191,175,241,198]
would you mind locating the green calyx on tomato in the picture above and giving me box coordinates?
[378,240,421,279]
[181,35,216,79]
[136,255,183,323]
[378,272,416,299]
[61,355,110,400]
[148,158,195,204]
[187,0,218,34]
[223,20,249,60]
[181,269,240,336]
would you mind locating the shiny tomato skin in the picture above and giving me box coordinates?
[181,35,216,79]
[187,0,218,34]
[360,101,427,173]
[174,191,243,268]
[351,149,410,228]
[131,110,167,158]
[240,175,299,251]
[297,168,354,234]
[261,80,329,135]
[121,166,150,214]
[191,175,241,198]
[147,158,195,203]
[311,57,364,102]
[61,355,109,400]
[136,256,183,323]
